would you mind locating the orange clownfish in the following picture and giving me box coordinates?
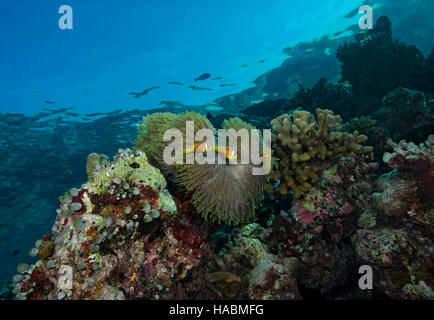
[183,143,237,160]
[215,146,237,160]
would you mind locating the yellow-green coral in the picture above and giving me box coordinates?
[269,108,372,198]
[86,149,168,194]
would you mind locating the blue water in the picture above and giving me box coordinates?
[0,0,360,115]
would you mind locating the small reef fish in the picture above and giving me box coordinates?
[211,76,223,80]
[194,73,211,81]
[183,143,237,160]
[188,85,213,91]
[258,59,266,63]
[273,180,281,189]
[219,83,236,87]
[44,101,55,104]
[167,81,184,85]
[85,112,105,117]
[129,86,161,98]
[42,107,71,114]
[130,264,138,281]
[183,142,210,154]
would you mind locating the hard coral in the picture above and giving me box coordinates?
[372,170,419,217]
[209,223,301,300]
[344,116,390,158]
[269,108,372,198]
[383,135,434,201]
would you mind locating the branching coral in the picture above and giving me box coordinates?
[344,116,390,158]
[134,112,268,226]
[269,108,372,198]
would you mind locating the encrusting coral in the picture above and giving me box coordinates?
[263,153,378,295]
[383,135,434,201]
[135,112,268,226]
[350,135,434,299]
[208,223,301,300]
[11,149,217,300]
[269,108,373,199]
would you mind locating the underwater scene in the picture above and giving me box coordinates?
[0,0,433,302]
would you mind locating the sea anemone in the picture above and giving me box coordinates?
[135,112,268,226]
[134,112,179,177]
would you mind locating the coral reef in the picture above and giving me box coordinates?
[209,223,301,300]
[376,87,433,142]
[351,135,433,300]
[344,116,390,159]
[9,130,433,301]
[352,227,433,299]
[207,152,382,299]
[239,79,360,121]
[383,135,434,201]
[269,108,372,199]
[11,149,216,300]
[337,16,426,100]
[264,153,378,296]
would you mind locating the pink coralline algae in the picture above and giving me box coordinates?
[291,154,377,237]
